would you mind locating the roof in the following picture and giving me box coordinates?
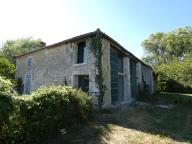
[16,29,152,70]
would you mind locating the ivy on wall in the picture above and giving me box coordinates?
[90,29,106,111]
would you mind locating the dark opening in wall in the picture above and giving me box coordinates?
[77,41,85,63]
[78,75,89,92]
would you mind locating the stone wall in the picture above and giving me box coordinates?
[15,35,155,107]
[16,37,113,107]
[16,39,96,92]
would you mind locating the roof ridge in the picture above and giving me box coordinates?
[15,29,152,70]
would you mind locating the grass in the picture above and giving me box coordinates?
[48,92,192,144]
[139,92,192,105]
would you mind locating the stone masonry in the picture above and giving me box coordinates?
[16,30,155,107]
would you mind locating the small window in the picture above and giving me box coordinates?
[27,58,32,69]
[77,42,86,64]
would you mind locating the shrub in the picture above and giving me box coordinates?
[0,76,14,94]
[0,92,14,143]
[155,59,192,93]
[1,86,92,144]
[0,57,15,79]
[0,92,14,124]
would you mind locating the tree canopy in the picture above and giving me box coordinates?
[0,37,42,64]
[142,27,192,93]
[142,27,192,66]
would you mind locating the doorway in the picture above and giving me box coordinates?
[24,74,32,94]
[130,59,137,98]
[78,75,89,92]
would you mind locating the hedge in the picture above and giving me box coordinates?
[155,59,192,93]
[0,76,14,94]
[0,92,14,131]
[0,86,92,144]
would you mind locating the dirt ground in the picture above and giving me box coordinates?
[49,100,192,144]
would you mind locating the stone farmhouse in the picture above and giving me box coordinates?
[15,29,155,107]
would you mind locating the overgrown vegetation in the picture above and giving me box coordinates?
[0,92,14,133]
[142,27,192,93]
[90,29,106,111]
[0,86,92,144]
[155,59,192,93]
[50,92,192,144]
[140,92,192,105]
[0,37,42,64]
[142,26,192,65]
[0,57,15,79]
[0,76,14,93]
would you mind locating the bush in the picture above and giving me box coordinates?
[0,92,14,143]
[1,101,26,144]
[1,86,92,144]
[0,92,14,124]
[0,76,14,94]
[0,57,15,79]
[155,59,192,93]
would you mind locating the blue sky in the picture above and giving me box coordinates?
[0,0,191,58]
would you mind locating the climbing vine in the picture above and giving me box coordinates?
[90,29,106,111]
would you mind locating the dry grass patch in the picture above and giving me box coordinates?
[102,124,182,144]
[50,93,192,144]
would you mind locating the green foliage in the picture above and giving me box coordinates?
[155,59,192,93]
[0,92,15,143]
[139,92,192,105]
[157,92,192,105]
[1,101,25,144]
[0,57,15,79]
[15,78,23,94]
[0,76,14,93]
[143,27,192,93]
[0,86,92,144]
[1,37,42,64]
[142,27,192,66]
[90,29,106,111]
[0,92,14,125]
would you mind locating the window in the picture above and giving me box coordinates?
[27,57,32,69]
[77,42,86,64]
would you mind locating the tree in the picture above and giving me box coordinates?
[142,27,192,66]
[90,29,106,111]
[0,57,15,79]
[142,32,166,65]
[0,37,42,64]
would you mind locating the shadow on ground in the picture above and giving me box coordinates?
[48,93,192,144]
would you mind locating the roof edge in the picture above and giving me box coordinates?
[15,29,152,70]
[15,31,97,58]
